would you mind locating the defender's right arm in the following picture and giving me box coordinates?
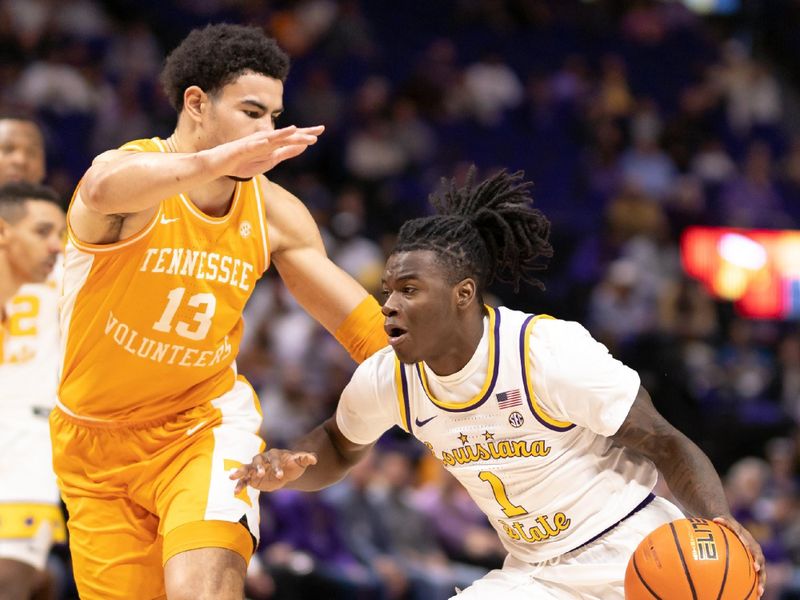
[71,125,322,244]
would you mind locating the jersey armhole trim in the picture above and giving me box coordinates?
[520,314,575,432]
[253,177,271,273]
[394,358,412,433]
[66,195,162,255]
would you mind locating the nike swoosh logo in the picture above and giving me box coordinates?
[160,216,180,224]
[186,420,207,436]
[414,415,437,427]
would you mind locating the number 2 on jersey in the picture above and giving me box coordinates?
[152,287,216,341]
[479,471,529,518]
[8,295,40,336]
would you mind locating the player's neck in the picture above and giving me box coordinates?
[424,312,485,377]
[0,258,21,309]
[164,128,237,218]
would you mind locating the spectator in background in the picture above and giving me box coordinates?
[620,114,678,201]
[718,141,789,228]
[462,53,524,126]
[770,333,800,424]
[255,488,383,600]
[588,258,657,352]
[323,451,411,600]
[714,40,782,138]
[371,449,484,599]
[717,319,776,408]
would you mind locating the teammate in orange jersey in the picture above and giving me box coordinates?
[52,23,387,600]
[0,116,66,600]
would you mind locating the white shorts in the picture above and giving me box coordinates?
[452,496,684,600]
[0,411,65,570]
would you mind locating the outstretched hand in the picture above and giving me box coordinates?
[209,125,325,180]
[713,515,766,597]
[230,449,318,493]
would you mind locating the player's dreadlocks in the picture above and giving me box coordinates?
[392,167,552,295]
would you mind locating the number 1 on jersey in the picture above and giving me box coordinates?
[479,471,528,518]
[153,287,216,341]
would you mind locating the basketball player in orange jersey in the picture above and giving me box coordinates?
[51,24,386,600]
[0,116,66,600]
[234,169,766,598]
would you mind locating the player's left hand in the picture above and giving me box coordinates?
[713,515,766,597]
[230,449,317,493]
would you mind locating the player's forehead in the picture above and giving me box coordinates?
[383,250,444,283]
[216,71,284,110]
[16,199,64,225]
[0,120,43,147]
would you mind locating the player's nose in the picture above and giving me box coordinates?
[381,294,399,317]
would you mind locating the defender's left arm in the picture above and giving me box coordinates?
[264,179,386,363]
[612,386,765,595]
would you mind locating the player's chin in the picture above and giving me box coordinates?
[226,175,253,182]
[391,344,420,365]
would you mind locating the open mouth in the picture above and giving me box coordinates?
[386,325,408,346]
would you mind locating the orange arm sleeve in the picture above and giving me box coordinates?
[334,295,387,364]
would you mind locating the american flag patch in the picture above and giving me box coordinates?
[496,389,523,409]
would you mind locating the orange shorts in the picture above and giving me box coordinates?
[50,378,264,600]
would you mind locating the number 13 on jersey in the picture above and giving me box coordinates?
[153,287,217,341]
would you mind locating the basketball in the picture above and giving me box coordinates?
[625,518,758,600]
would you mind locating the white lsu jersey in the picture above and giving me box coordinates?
[337,306,659,564]
[1,259,62,420]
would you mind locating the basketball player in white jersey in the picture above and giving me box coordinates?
[0,179,65,600]
[0,114,64,600]
[233,168,766,599]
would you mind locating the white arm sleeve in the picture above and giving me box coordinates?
[529,319,641,436]
[335,350,401,445]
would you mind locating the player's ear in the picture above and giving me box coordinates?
[183,86,207,123]
[455,277,477,309]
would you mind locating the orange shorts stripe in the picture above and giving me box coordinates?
[163,520,254,565]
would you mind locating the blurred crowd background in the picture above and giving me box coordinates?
[2,0,799,598]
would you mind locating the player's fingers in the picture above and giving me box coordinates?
[295,125,325,136]
[250,453,268,478]
[264,125,297,141]
[272,131,320,148]
[229,465,250,480]
[269,144,314,166]
[713,517,765,589]
[294,452,317,467]
[266,451,284,479]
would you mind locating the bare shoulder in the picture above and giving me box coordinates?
[260,176,323,254]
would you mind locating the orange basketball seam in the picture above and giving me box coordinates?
[725,523,753,580]
[741,568,757,600]
[669,522,698,600]
[632,552,663,600]
[715,524,730,600]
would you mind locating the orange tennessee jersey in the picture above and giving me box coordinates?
[58,138,270,421]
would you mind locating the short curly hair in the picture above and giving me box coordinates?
[161,23,290,111]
